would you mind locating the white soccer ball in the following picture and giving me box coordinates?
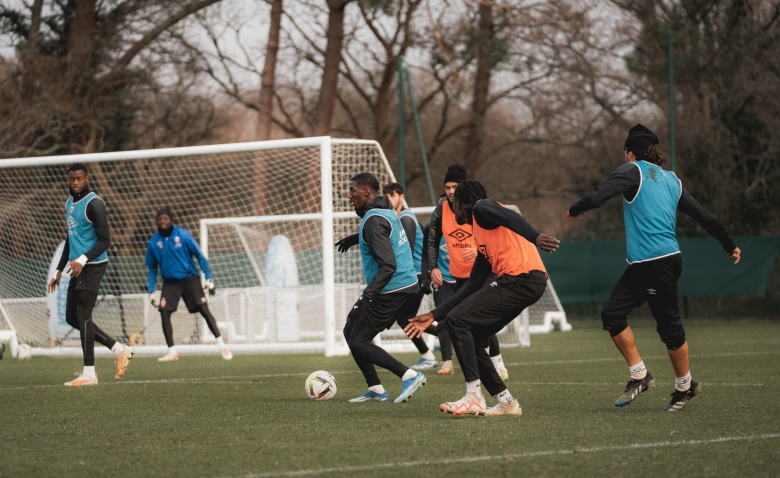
[15,344,32,361]
[305,370,337,400]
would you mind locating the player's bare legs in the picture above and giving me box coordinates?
[611,326,642,367]
[668,340,689,377]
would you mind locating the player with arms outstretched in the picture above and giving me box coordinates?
[427,165,507,378]
[406,181,560,416]
[337,173,427,403]
[568,124,740,411]
[47,163,134,386]
[146,208,232,362]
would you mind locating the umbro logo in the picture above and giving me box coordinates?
[647,288,657,295]
[448,228,472,242]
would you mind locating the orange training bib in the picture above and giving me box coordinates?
[472,204,546,277]
[441,202,477,279]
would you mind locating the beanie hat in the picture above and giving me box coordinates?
[444,164,467,184]
[156,208,173,219]
[624,124,659,152]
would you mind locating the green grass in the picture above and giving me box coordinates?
[1,319,779,478]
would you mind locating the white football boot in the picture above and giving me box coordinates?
[158,351,179,362]
[64,373,99,387]
[439,392,486,416]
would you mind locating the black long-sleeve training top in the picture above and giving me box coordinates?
[360,196,418,301]
[568,162,736,253]
[429,199,546,321]
[56,187,111,271]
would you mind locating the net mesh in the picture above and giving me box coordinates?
[0,139,566,354]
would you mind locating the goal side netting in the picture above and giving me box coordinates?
[0,137,568,358]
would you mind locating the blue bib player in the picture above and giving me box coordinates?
[568,124,741,412]
[47,163,134,386]
[335,172,427,404]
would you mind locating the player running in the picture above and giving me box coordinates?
[47,163,134,386]
[406,181,560,416]
[568,124,741,411]
[337,173,426,403]
[146,208,232,362]
[427,165,507,378]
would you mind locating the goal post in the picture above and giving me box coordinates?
[0,136,568,358]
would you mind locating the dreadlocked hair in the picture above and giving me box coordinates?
[631,145,665,166]
[454,180,487,206]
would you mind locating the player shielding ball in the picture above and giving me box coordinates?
[337,173,427,403]
[146,209,232,361]
[406,181,560,416]
[568,124,741,411]
[47,163,134,386]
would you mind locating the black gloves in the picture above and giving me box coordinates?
[418,275,432,295]
[335,233,359,253]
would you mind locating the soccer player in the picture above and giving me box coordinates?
[568,124,741,411]
[337,173,426,403]
[382,182,448,370]
[406,181,560,416]
[427,164,508,379]
[146,208,232,361]
[47,163,134,386]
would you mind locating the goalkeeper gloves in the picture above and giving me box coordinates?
[149,293,159,308]
[335,234,359,253]
[347,296,368,324]
[204,279,216,296]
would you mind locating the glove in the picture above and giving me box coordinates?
[419,275,432,295]
[204,279,216,296]
[149,293,159,308]
[335,234,359,253]
[346,296,368,324]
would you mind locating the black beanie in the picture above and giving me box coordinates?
[444,164,467,184]
[156,208,172,220]
[624,124,659,152]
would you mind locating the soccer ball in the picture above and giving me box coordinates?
[305,370,337,400]
[15,344,32,361]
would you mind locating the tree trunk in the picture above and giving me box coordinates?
[462,2,494,178]
[26,0,44,56]
[257,0,283,141]
[312,0,351,136]
[67,0,97,80]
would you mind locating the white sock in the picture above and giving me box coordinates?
[491,354,505,369]
[216,336,225,348]
[497,389,515,404]
[369,385,385,394]
[401,369,417,381]
[422,350,435,361]
[675,371,692,392]
[629,361,647,380]
[168,346,177,355]
[111,342,124,356]
[466,380,483,397]
[82,365,96,378]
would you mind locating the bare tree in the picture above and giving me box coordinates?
[257,0,284,141]
[312,0,355,136]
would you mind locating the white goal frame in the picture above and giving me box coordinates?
[0,136,568,358]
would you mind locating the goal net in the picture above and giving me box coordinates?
[0,137,568,357]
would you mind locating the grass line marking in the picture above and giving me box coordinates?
[502,350,778,368]
[235,433,780,478]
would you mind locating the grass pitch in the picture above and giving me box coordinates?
[1,319,778,478]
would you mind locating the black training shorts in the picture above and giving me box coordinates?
[160,276,205,313]
[68,262,108,295]
[360,291,419,332]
